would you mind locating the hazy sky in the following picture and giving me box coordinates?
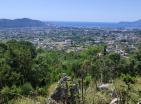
[0,0,141,22]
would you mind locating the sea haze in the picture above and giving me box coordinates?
[49,20,141,28]
[50,21,117,28]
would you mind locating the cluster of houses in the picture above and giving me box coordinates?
[0,27,141,56]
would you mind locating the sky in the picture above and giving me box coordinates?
[0,0,141,22]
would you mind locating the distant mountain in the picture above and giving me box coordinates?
[0,18,141,28]
[0,18,46,28]
[118,20,141,28]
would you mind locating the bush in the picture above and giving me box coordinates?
[1,86,10,95]
[21,83,34,95]
[36,86,48,96]
[85,75,92,87]
[11,85,22,95]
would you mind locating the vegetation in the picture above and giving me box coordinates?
[0,40,141,104]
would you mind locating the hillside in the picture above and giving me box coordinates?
[0,40,141,104]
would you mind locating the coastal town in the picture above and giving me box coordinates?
[0,27,141,56]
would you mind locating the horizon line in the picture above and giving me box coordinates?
[0,18,140,23]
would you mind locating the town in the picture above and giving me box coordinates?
[0,27,141,56]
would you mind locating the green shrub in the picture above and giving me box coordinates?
[11,85,22,94]
[1,86,10,95]
[36,86,48,96]
[85,75,92,87]
[21,83,34,95]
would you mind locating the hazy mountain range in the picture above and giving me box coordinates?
[0,18,141,28]
[0,18,46,28]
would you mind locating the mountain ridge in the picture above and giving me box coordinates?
[0,18,141,28]
[0,18,46,28]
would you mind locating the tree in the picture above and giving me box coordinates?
[109,52,121,79]
[120,74,136,104]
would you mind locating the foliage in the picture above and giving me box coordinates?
[21,83,34,95]
[0,40,141,103]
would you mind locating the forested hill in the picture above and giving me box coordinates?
[0,40,141,104]
[0,18,46,28]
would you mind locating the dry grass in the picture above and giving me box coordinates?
[8,96,47,104]
[7,77,141,104]
[48,82,58,96]
[85,81,111,104]
[85,77,141,104]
